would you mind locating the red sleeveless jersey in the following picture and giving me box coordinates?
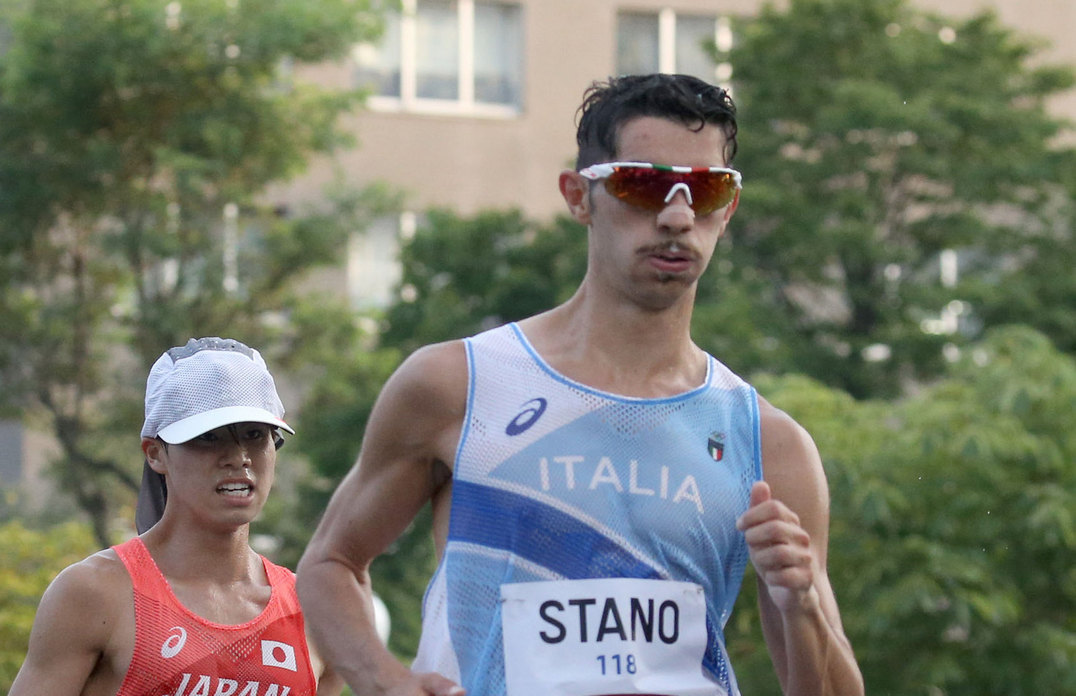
[113,537,318,696]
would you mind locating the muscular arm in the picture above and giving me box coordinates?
[306,635,346,696]
[297,341,467,696]
[9,552,131,696]
[737,398,864,696]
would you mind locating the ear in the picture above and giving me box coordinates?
[559,170,592,226]
[143,437,168,474]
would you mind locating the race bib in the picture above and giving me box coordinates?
[500,578,725,696]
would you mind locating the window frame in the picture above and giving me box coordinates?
[355,0,524,118]
[616,8,733,85]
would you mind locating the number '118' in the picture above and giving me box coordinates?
[596,654,637,675]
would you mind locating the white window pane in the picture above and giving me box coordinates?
[353,11,401,96]
[416,0,458,100]
[676,15,718,82]
[617,12,659,76]
[474,2,522,106]
[348,216,405,309]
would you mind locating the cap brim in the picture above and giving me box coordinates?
[157,405,295,444]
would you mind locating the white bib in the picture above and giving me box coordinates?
[500,578,726,696]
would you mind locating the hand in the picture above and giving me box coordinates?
[357,667,463,696]
[736,481,819,613]
[396,672,464,696]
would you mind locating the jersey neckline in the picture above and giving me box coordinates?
[506,322,714,404]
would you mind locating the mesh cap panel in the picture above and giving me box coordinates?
[141,337,292,444]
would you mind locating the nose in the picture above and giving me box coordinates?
[656,188,695,235]
[220,439,253,468]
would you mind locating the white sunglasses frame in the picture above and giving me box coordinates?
[578,161,743,210]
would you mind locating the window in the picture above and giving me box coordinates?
[347,213,417,310]
[616,9,733,86]
[416,0,458,99]
[354,13,401,97]
[353,0,523,117]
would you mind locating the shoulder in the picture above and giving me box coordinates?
[757,396,819,467]
[263,555,297,585]
[33,548,132,651]
[361,339,469,468]
[45,548,131,609]
[394,339,468,384]
[757,396,830,529]
[376,339,468,419]
[11,549,134,696]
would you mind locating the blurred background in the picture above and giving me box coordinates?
[1,0,1074,694]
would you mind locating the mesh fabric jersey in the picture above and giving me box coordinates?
[411,323,761,696]
[114,537,317,696]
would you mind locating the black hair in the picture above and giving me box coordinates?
[574,73,738,169]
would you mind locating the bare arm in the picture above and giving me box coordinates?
[297,341,467,696]
[736,398,864,696]
[9,552,131,696]
[304,634,346,696]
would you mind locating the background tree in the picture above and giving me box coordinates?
[381,209,587,354]
[708,0,1076,398]
[0,519,96,693]
[268,299,423,653]
[725,325,1076,695]
[0,0,388,546]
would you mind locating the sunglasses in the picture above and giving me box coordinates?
[579,162,742,216]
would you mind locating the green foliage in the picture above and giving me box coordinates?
[369,506,439,660]
[0,519,96,693]
[0,0,365,243]
[716,0,1076,397]
[727,326,1076,695]
[0,0,386,545]
[265,297,404,568]
[382,209,587,354]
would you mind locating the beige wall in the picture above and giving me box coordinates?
[273,0,759,220]
[272,0,1076,222]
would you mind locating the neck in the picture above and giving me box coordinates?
[521,282,706,397]
[141,518,259,584]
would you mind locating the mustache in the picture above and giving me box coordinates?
[643,240,697,258]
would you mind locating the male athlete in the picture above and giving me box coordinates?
[297,74,864,696]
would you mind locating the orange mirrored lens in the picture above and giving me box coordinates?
[689,171,739,214]
[604,168,737,215]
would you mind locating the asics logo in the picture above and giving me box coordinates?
[506,398,547,436]
[161,626,187,658]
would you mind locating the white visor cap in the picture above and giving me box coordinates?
[141,337,294,445]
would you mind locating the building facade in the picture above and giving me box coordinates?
[272,0,1076,309]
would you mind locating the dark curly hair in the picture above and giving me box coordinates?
[574,73,738,169]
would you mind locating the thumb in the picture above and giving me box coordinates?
[425,677,464,696]
[749,480,772,507]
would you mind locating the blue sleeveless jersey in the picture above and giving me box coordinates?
[412,323,761,696]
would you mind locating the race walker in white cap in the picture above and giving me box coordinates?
[10,337,342,696]
[136,336,295,533]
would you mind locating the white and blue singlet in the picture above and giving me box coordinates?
[412,323,762,696]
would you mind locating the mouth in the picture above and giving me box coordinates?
[217,482,254,498]
[647,242,694,272]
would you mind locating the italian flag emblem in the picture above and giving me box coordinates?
[708,432,725,462]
